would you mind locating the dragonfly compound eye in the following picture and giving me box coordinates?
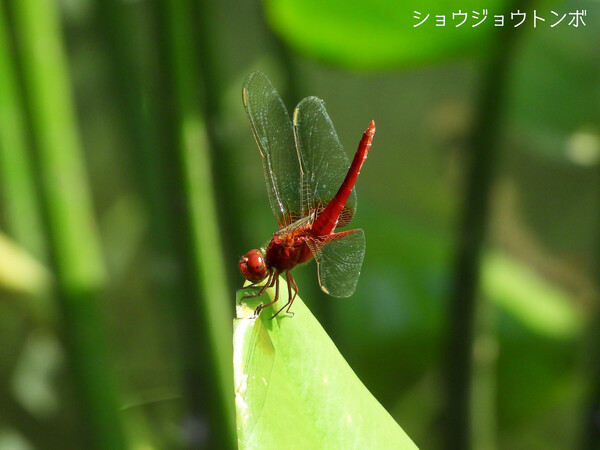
[239,249,268,282]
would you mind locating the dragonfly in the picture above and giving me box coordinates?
[239,71,375,318]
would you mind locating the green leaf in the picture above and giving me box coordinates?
[264,0,508,68]
[233,278,417,449]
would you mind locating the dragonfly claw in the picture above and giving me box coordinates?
[252,303,263,318]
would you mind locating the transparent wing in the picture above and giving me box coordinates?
[243,72,301,226]
[233,312,275,442]
[308,229,365,297]
[293,97,356,228]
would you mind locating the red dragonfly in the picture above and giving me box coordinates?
[239,72,375,318]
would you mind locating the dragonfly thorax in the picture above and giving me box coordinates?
[264,231,313,272]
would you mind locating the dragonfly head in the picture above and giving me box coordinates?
[240,249,269,283]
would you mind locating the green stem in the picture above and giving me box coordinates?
[441,4,525,448]
[94,0,235,444]
[192,0,247,285]
[10,0,126,448]
[471,301,498,450]
[91,0,172,251]
[0,3,45,260]
[582,188,600,447]
[0,2,53,322]
[150,1,236,447]
[582,310,600,449]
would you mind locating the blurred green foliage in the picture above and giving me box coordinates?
[265,0,508,66]
[0,0,598,448]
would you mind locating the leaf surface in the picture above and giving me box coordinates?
[234,279,418,449]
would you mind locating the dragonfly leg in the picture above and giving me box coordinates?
[242,271,276,301]
[286,273,299,314]
[256,275,280,315]
[270,271,298,319]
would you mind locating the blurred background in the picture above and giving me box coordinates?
[0,0,598,448]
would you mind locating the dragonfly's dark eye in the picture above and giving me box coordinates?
[239,249,268,282]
